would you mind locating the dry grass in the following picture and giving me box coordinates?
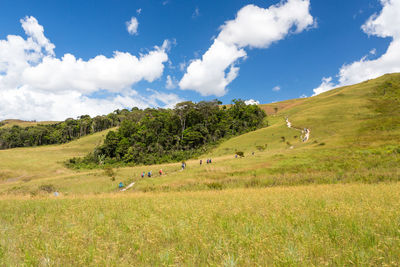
[1,183,399,266]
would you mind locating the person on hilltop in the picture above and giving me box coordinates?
[159,169,163,176]
[200,159,202,166]
[181,162,186,170]
[148,171,152,177]
[119,182,124,188]
[141,172,145,178]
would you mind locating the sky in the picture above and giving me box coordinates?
[0,0,399,120]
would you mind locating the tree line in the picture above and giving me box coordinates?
[68,99,266,167]
[0,109,137,149]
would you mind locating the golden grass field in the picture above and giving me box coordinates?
[0,74,399,265]
[1,184,399,265]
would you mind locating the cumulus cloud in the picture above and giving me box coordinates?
[272,85,281,92]
[126,17,139,35]
[179,0,314,96]
[313,0,400,95]
[165,75,178,89]
[244,99,260,105]
[0,16,178,120]
[312,77,335,95]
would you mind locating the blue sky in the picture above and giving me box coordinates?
[0,0,399,120]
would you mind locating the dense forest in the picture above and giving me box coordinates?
[68,99,266,167]
[0,110,134,149]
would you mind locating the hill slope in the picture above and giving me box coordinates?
[1,74,400,265]
[0,74,399,195]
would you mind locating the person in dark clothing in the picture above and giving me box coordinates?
[200,159,202,165]
[148,171,152,177]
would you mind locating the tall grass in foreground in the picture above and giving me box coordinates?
[1,183,399,266]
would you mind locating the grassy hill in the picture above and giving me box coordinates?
[0,74,399,265]
[0,119,59,128]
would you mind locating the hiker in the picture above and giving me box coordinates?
[119,182,124,188]
[206,159,209,164]
[148,171,152,177]
[209,158,212,164]
[252,152,255,156]
[181,162,186,170]
[235,154,238,158]
[159,169,163,176]
[200,159,202,165]
[141,172,145,178]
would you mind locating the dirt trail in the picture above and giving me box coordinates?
[120,182,135,191]
[285,117,310,142]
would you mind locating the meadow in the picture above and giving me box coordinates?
[1,184,399,266]
[0,74,399,265]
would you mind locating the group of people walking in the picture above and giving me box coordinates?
[199,159,212,165]
[138,158,214,178]
[140,169,163,178]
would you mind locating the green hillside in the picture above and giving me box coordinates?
[1,74,399,195]
[0,74,399,265]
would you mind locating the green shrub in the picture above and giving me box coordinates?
[236,151,244,157]
[39,184,56,193]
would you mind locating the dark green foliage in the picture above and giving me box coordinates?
[236,151,245,157]
[72,99,265,166]
[0,110,135,149]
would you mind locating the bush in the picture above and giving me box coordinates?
[39,184,56,193]
[236,151,244,157]
[207,182,223,190]
[256,145,267,151]
[104,165,115,178]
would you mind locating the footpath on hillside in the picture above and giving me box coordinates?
[285,117,310,142]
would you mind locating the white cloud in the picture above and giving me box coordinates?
[245,99,260,105]
[179,0,314,96]
[179,61,187,71]
[192,7,200,18]
[165,75,178,89]
[313,77,335,95]
[313,0,400,95]
[272,85,281,91]
[369,48,377,55]
[126,17,139,35]
[0,16,175,120]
